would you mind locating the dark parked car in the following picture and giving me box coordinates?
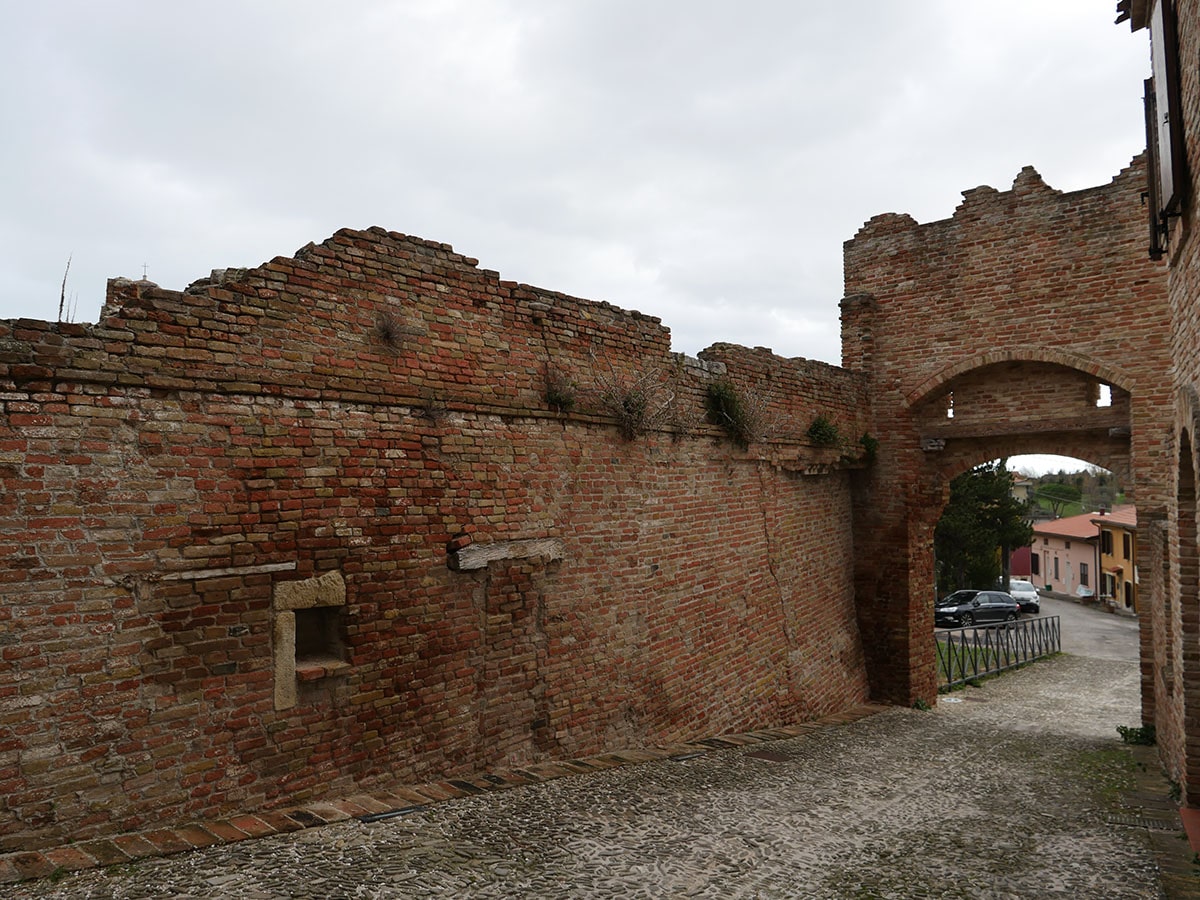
[934,590,1020,627]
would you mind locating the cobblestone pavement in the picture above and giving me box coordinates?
[9,641,1195,899]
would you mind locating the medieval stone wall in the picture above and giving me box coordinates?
[0,227,871,850]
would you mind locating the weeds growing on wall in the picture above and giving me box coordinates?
[704,380,779,449]
[858,432,879,462]
[588,352,676,441]
[806,414,840,447]
[544,368,576,413]
[376,313,402,348]
[705,380,751,448]
[58,256,77,323]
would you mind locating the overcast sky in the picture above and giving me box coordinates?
[2,1,1148,371]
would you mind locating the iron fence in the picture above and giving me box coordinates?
[935,616,1061,690]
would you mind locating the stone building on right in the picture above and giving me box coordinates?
[1119,0,1200,806]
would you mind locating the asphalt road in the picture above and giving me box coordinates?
[1035,595,1140,661]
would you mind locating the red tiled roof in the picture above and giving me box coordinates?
[1092,504,1136,530]
[1033,505,1137,540]
[1033,512,1103,540]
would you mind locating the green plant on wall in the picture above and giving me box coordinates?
[705,380,781,449]
[806,415,840,447]
[705,380,749,449]
[859,432,879,462]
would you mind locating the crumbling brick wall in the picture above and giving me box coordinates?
[0,227,871,850]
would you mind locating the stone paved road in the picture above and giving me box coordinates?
[9,607,1188,899]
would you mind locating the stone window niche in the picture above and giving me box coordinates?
[273,571,349,710]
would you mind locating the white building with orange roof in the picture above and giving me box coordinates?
[1032,512,1102,602]
[1031,505,1137,615]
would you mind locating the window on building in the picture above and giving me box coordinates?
[1054,557,1060,580]
[1149,0,1187,217]
[1133,0,1188,257]
[1123,533,1132,559]
[1101,530,1114,554]
[1080,563,1089,587]
[1125,581,1134,609]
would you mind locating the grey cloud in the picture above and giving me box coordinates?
[0,1,1152,364]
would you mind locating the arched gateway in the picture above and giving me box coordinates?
[840,158,1172,708]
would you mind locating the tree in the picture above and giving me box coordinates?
[935,460,1034,596]
[1037,481,1082,517]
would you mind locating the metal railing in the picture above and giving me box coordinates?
[935,616,1061,690]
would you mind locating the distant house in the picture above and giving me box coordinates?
[1009,545,1033,578]
[1011,478,1034,504]
[1030,505,1137,614]
[1032,512,1101,600]
[1094,505,1137,613]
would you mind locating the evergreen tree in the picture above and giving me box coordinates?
[935,460,1034,596]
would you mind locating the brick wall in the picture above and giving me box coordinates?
[0,227,871,849]
[1141,0,1200,804]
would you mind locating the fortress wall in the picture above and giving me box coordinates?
[0,226,870,849]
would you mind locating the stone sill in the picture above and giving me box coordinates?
[295,657,351,682]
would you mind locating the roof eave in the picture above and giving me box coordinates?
[1115,0,1150,31]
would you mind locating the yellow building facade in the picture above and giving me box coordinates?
[1094,505,1137,613]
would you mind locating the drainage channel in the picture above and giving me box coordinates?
[1105,813,1180,832]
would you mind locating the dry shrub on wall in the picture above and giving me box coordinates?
[543,367,577,413]
[704,379,785,449]
[586,351,680,441]
[376,312,402,348]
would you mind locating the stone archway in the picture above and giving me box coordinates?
[1178,429,1200,802]
[841,158,1172,706]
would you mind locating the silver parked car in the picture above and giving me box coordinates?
[1006,579,1040,614]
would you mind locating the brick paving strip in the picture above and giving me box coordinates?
[0,703,889,886]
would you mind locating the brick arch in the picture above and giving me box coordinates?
[902,347,1133,410]
[1178,422,1200,804]
[930,440,1132,488]
[1172,386,1200,803]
